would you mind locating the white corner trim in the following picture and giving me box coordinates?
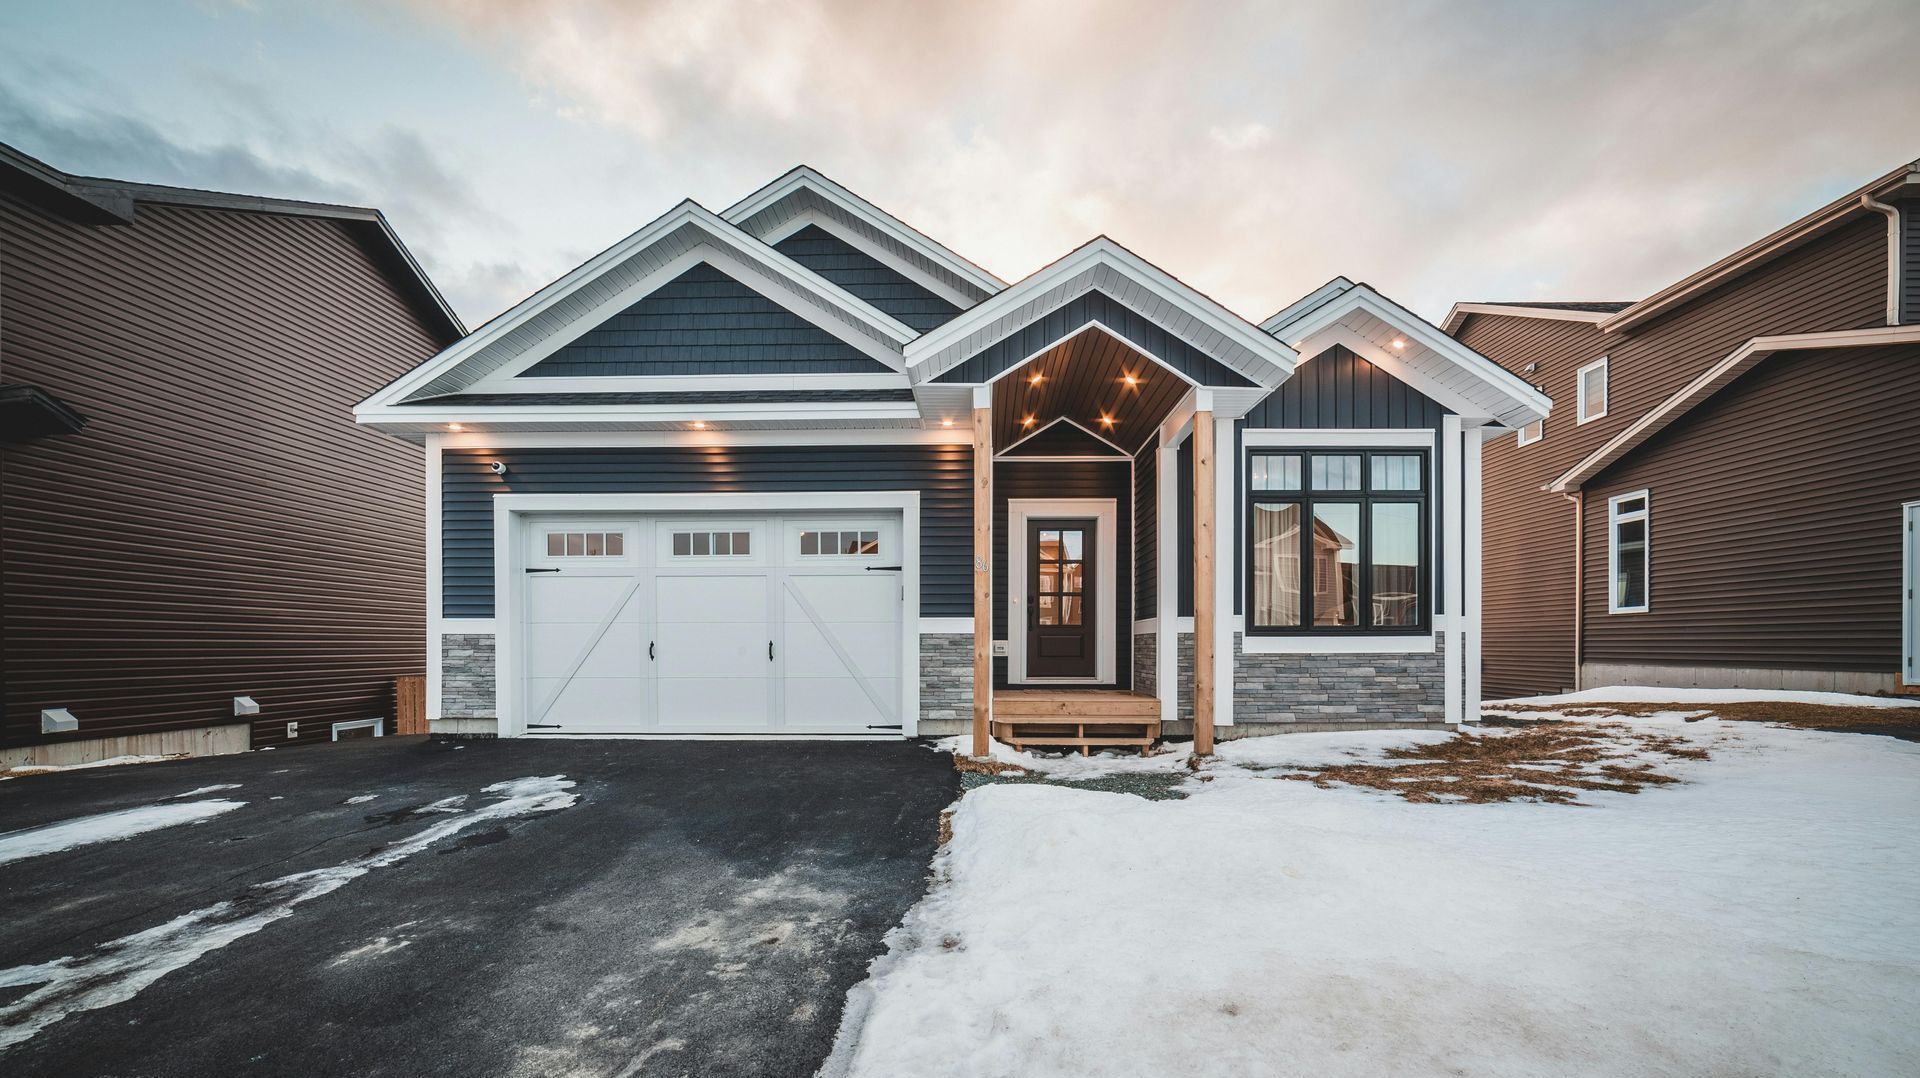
[1442,416,1465,724]
[1241,634,1436,654]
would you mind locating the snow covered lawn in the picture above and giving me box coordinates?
[827,698,1920,1077]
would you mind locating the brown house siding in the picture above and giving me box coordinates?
[1453,316,1610,697]
[1,198,447,750]
[1457,211,1894,697]
[1579,342,1920,674]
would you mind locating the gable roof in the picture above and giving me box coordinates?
[998,416,1131,458]
[358,199,920,412]
[1265,278,1551,429]
[1546,324,1920,492]
[725,166,1003,303]
[771,224,965,332]
[905,236,1298,389]
[1,141,464,344]
[1439,301,1630,335]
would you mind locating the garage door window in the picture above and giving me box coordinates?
[801,529,880,556]
[545,530,626,558]
[672,530,752,557]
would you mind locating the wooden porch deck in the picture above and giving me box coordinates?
[991,690,1161,755]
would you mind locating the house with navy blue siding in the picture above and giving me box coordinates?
[356,167,1549,754]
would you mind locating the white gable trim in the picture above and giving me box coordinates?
[1270,281,1551,426]
[760,209,982,311]
[358,201,917,409]
[1438,302,1619,335]
[997,415,1132,458]
[1258,276,1355,335]
[978,319,1206,389]
[724,166,1005,297]
[904,238,1297,388]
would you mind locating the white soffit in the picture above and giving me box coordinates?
[1266,280,1551,428]
[359,200,917,407]
[903,237,1298,389]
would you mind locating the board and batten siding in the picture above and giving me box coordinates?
[1453,315,1613,697]
[1133,437,1157,617]
[1,199,447,749]
[1579,341,1920,674]
[440,444,973,619]
[991,459,1132,689]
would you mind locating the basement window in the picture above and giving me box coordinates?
[672,530,752,557]
[1608,491,1650,613]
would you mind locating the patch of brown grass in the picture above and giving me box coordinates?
[1282,722,1705,805]
[937,808,955,846]
[951,754,1028,776]
[1491,699,1920,729]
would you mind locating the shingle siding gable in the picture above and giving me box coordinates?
[521,261,894,377]
[773,225,963,333]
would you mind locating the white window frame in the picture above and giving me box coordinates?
[1517,419,1543,446]
[1577,356,1609,425]
[331,717,384,741]
[1607,489,1650,614]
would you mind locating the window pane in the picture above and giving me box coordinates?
[1037,595,1058,625]
[1583,364,1607,418]
[1371,454,1422,491]
[1062,529,1084,561]
[1520,419,1543,444]
[691,532,710,556]
[733,532,751,555]
[1312,454,1361,491]
[800,531,818,556]
[858,531,879,554]
[547,533,565,557]
[1252,454,1301,491]
[1060,596,1082,626]
[1370,503,1421,627]
[1616,497,1645,516]
[566,533,584,557]
[673,532,690,556]
[606,533,623,556]
[586,532,604,556]
[1311,503,1361,626]
[1615,519,1647,608]
[713,532,731,555]
[1038,567,1059,594]
[1251,503,1302,628]
[1061,562,1084,594]
[1038,530,1061,561]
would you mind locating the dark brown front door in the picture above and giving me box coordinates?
[1027,519,1097,679]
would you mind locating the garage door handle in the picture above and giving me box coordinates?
[525,567,561,574]
[769,641,775,661]
[864,565,903,572]
[649,641,655,661]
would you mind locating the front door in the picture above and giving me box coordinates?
[1026,518,1097,679]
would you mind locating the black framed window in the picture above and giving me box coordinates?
[1246,447,1429,634]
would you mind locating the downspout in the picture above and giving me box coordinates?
[1563,491,1583,692]
[1861,194,1900,326]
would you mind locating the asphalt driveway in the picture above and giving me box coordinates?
[0,737,957,1077]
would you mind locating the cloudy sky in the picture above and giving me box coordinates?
[4,0,1917,327]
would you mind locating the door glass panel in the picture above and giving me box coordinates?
[1038,530,1061,561]
[1037,595,1058,625]
[1252,503,1302,628]
[1061,562,1084,594]
[1370,503,1421,626]
[1039,567,1059,593]
[1062,530,1084,561]
[1311,503,1361,626]
[1060,596,1082,626]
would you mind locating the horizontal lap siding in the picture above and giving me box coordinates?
[440,445,972,618]
[992,461,1131,689]
[1581,342,1920,671]
[773,225,962,333]
[933,291,1256,387]
[1904,202,1920,324]
[1454,317,1612,697]
[1,200,443,748]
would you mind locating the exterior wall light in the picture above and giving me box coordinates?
[488,461,509,476]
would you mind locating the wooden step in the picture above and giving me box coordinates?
[993,690,1160,719]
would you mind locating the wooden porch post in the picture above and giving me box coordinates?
[1192,407,1216,756]
[972,395,993,758]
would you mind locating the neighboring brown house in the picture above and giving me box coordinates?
[1,143,463,764]
[1447,159,1920,698]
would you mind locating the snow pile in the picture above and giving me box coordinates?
[829,722,1920,1077]
[1495,685,1920,709]
[171,784,242,799]
[934,735,1192,780]
[1,755,180,779]
[0,799,246,866]
[0,775,578,1049]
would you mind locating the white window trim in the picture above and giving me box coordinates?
[331,718,384,741]
[1607,489,1651,614]
[1516,418,1543,446]
[1577,356,1609,425]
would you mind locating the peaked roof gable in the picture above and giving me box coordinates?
[1264,278,1551,429]
[906,237,1299,389]
[725,166,1003,304]
[998,416,1130,458]
[773,225,964,333]
[360,200,917,408]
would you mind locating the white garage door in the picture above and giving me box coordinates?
[519,513,903,735]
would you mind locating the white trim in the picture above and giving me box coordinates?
[440,428,971,450]
[920,617,974,634]
[1312,325,1530,426]
[452,372,908,395]
[1007,498,1118,685]
[1607,489,1652,615]
[1903,500,1919,686]
[1576,356,1609,424]
[425,434,443,724]
[1547,325,1920,492]
[1243,427,1435,448]
[518,733,897,742]
[331,718,384,740]
[490,491,921,739]
[759,209,982,310]
[722,166,1006,296]
[1439,302,1618,335]
[434,617,498,635]
[1516,418,1544,446]
[1259,276,1356,335]
[997,415,1132,458]
[1463,427,1484,719]
[1155,442,1179,725]
[1242,635,1435,654]
[1442,416,1465,724]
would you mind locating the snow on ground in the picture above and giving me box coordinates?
[0,800,247,866]
[831,718,1920,1077]
[1495,685,1920,709]
[171,784,242,799]
[0,776,578,1050]
[1,754,180,779]
[932,735,1193,780]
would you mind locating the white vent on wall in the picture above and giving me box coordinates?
[41,708,78,734]
[233,696,261,716]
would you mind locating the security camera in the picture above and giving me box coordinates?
[488,461,509,476]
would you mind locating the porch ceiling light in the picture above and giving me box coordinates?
[1022,415,1036,427]
[692,420,707,429]
[941,417,954,427]
[1028,372,1045,385]
[1098,414,1115,427]
[1391,338,1407,349]
[447,422,463,431]
[1122,372,1139,387]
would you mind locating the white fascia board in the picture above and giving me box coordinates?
[439,428,971,449]
[1546,323,1920,493]
[357,400,920,429]
[722,166,1006,296]
[1281,286,1553,421]
[904,238,1296,385]
[1259,277,1356,335]
[449,372,909,395]
[1439,302,1618,335]
[759,209,983,310]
